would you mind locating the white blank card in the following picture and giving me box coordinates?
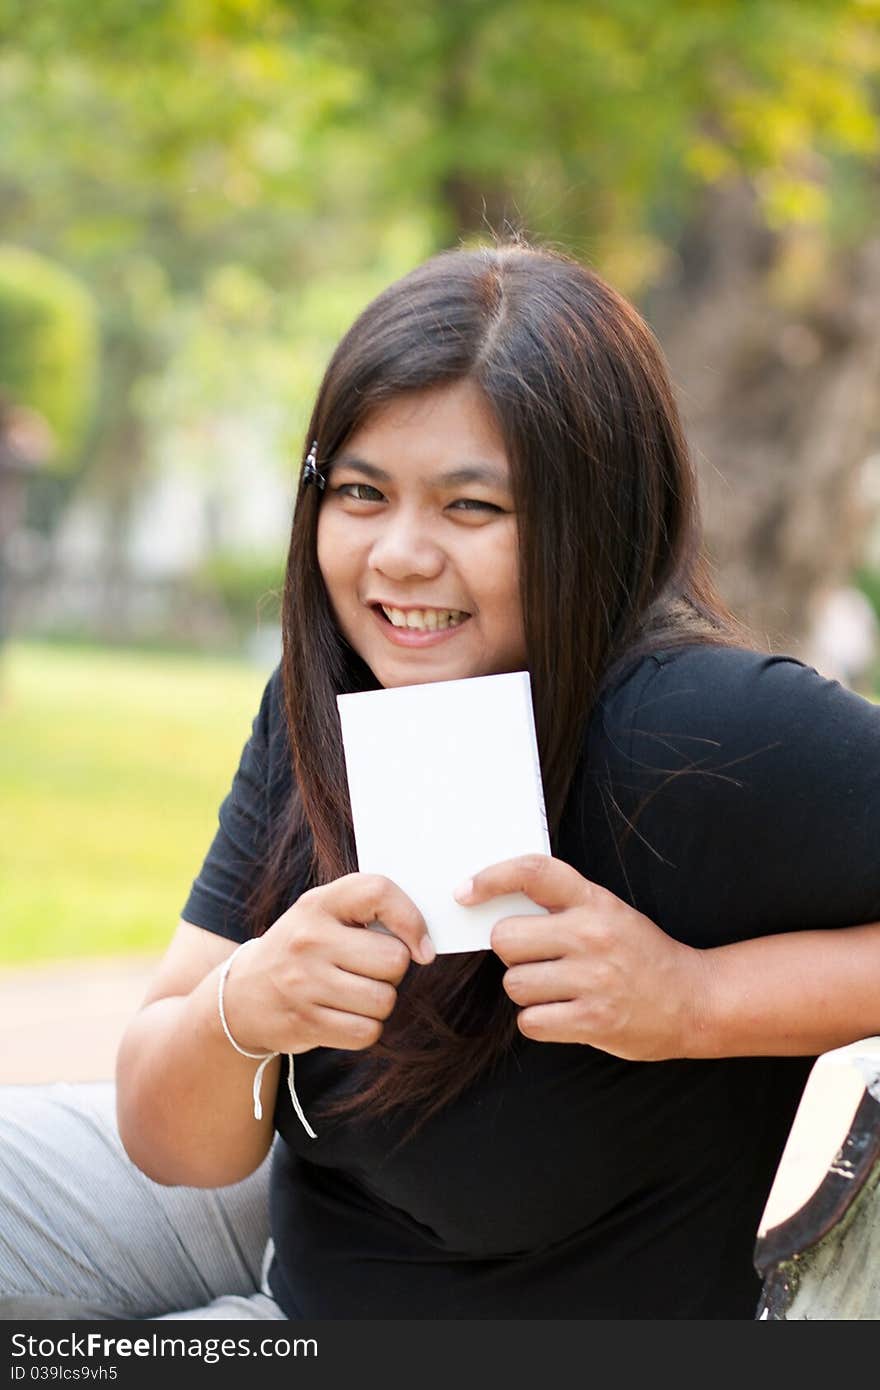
[336,671,550,954]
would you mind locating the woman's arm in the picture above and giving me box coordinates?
[115,920,280,1189]
[455,855,880,1062]
[694,918,880,1058]
[504,647,880,1061]
[116,875,432,1190]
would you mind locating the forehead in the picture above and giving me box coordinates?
[340,380,510,479]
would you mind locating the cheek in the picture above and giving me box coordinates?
[316,514,378,657]
[474,532,525,646]
[316,514,354,599]
[484,530,520,604]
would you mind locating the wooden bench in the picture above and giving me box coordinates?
[754,1036,880,1319]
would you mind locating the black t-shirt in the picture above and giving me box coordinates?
[181,643,880,1319]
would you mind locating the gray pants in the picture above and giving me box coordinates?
[0,1081,285,1321]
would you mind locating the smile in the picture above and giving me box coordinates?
[380,605,469,630]
[369,604,472,647]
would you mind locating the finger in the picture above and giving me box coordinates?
[516,1001,581,1044]
[320,921,412,984]
[306,1005,386,1052]
[454,855,600,913]
[320,967,398,1022]
[319,873,434,964]
[490,912,575,965]
[502,961,575,1007]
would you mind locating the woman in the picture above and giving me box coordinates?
[3,240,880,1321]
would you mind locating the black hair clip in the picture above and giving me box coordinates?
[302,439,325,491]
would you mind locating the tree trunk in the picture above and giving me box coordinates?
[79,326,154,643]
[647,180,880,659]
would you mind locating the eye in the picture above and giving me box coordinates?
[336,482,385,502]
[448,499,504,513]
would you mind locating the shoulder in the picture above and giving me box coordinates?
[244,662,288,753]
[595,641,880,771]
[567,643,880,941]
[261,662,288,747]
[226,663,291,808]
[257,661,285,728]
[260,663,293,798]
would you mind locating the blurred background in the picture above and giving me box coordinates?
[2,0,880,1076]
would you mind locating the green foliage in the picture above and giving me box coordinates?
[290,0,880,284]
[1,0,879,544]
[4,2,879,297]
[0,244,98,467]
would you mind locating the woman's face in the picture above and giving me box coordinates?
[316,378,527,688]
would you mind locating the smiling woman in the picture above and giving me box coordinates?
[3,239,880,1323]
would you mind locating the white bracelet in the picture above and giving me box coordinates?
[217,940,274,1061]
[217,939,317,1138]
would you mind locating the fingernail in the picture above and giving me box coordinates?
[454,878,473,903]
[419,935,436,965]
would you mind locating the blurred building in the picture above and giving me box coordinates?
[6,413,291,653]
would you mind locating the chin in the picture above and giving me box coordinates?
[369,654,479,688]
[377,667,466,689]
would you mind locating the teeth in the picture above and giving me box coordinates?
[381,606,469,631]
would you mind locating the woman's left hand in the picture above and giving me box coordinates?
[455,854,707,1060]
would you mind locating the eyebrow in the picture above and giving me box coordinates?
[328,455,512,490]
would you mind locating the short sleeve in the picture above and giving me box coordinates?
[180,665,287,943]
[584,645,880,947]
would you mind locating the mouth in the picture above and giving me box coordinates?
[368,603,473,647]
[374,603,470,631]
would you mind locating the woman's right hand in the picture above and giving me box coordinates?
[219,874,435,1056]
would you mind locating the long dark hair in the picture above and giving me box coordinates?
[248,240,754,1131]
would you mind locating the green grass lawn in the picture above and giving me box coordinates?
[0,641,271,965]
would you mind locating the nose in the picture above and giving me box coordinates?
[367,509,445,583]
